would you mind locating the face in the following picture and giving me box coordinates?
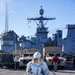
[33,58,41,63]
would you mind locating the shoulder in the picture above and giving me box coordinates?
[41,60,47,65]
[40,60,49,70]
[52,56,54,59]
[27,61,33,66]
[14,56,17,59]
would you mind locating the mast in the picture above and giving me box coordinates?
[5,0,8,34]
[27,6,56,43]
[27,6,56,27]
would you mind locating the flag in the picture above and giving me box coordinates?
[27,20,31,24]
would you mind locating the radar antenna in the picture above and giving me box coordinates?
[27,6,56,27]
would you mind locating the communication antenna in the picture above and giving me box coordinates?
[27,6,56,27]
[5,0,8,34]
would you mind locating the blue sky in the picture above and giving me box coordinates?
[0,0,75,38]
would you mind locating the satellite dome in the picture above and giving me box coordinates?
[39,6,44,16]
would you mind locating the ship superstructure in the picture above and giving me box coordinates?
[62,25,75,54]
[0,6,61,52]
[27,6,55,44]
[0,0,19,52]
[0,30,19,52]
[0,5,75,55]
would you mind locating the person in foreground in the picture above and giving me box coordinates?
[26,51,49,75]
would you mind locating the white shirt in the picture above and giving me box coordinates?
[14,55,20,62]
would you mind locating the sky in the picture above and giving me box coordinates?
[0,0,75,38]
